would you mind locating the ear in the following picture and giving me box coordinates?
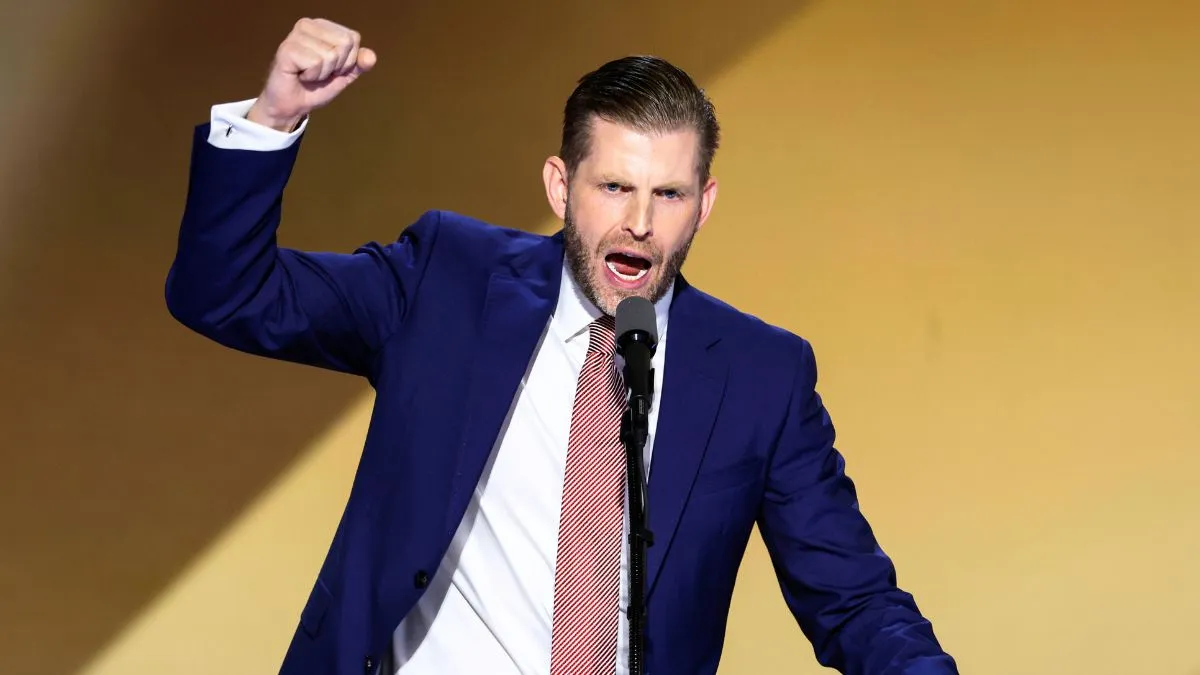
[695,175,719,231]
[542,156,569,221]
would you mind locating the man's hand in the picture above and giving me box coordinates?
[247,18,377,132]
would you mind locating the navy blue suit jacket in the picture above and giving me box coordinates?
[165,124,957,675]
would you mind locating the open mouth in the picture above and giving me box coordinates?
[604,251,652,283]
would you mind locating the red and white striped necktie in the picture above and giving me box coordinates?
[549,314,626,675]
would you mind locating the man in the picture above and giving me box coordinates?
[166,16,957,675]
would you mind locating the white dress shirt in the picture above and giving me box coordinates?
[207,99,673,674]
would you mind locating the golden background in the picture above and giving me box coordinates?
[1,1,1196,674]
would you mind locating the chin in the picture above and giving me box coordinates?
[591,271,659,314]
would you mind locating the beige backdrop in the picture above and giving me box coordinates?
[2,1,1197,674]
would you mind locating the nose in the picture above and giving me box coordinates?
[624,199,653,239]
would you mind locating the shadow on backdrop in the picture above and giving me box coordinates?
[0,1,812,673]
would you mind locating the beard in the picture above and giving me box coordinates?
[562,195,697,316]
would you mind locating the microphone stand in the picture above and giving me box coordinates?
[622,393,653,675]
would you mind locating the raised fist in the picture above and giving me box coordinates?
[247,18,377,131]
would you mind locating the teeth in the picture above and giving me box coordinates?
[607,260,648,282]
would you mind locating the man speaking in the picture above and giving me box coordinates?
[165,16,957,675]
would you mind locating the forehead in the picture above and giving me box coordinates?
[579,118,701,184]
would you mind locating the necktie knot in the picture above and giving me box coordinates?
[588,314,616,355]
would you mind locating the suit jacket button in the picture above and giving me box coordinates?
[363,655,375,673]
[414,570,430,589]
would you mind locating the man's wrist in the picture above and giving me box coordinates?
[246,100,305,133]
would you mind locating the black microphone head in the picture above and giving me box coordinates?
[615,296,658,351]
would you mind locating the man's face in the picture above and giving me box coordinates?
[544,117,718,316]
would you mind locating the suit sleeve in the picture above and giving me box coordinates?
[164,122,440,378]
[756,340,958,675]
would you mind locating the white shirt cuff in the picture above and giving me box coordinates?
[207,98,307,151]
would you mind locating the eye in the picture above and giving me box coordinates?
[602,182,622,193]
[661,189,681,200]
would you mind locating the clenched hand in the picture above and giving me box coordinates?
[247,18,376,132]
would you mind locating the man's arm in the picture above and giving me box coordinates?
[756,339,958,675]
[165,119,440,376]
[164,18,430,377]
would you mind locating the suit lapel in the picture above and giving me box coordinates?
[645,277,728,597]
[444,232,564,535]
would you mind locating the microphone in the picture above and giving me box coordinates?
[615,296,658,426]
[614,295,657,675]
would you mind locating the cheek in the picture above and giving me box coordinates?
[656,210,698,251]
[575,197,624,241]
[592,196,629,225]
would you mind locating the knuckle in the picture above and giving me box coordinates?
[279,44,300,63]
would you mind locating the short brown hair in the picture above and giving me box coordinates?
[559,55,720,183]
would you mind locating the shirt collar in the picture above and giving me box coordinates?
[554,260,674,345]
